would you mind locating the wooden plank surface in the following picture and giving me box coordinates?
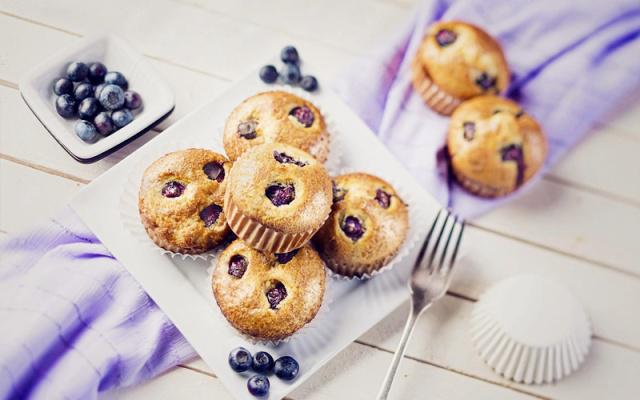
[1,0,639,399]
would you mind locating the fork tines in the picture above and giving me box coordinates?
[414,208,465,274]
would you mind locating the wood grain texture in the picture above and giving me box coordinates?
[1,0,639,399]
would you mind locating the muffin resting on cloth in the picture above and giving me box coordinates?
[224,142,333,253]
[447,96,547,198]
[313,173,409,278]
[411,20,510,115]
[138,148,231,253]
[223,91,329,162]
[212,239,326,341]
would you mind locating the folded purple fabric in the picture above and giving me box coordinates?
[1,1,639,399]
[333,0,640,217]
[0,207,195,399]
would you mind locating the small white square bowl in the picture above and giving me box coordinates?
[19,33,174,162]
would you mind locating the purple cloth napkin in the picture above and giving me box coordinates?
[1,1,639,399]
[0,207,195,399]
[333,0,640,217]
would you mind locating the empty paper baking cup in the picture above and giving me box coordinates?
[470,275,591,384]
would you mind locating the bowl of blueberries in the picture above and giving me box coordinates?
[19,33,174,162]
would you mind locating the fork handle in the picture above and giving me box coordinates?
[376,301,429,400]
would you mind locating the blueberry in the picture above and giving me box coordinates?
[74,120,99,143]
[228,347,253,373]
[78,98,101,120]
[273,151,307,167]
[252,352,274,373]
[475,72,497,91]
[124,90,142,110]
[87,62,107,84]
[203,162,225,182]
[266,281,287,309]
[280,45,299,64]
[66,62,89,82]
[275,249,298,264]
[289,106,314,127]
[53,78,74,96]
[247,375,270,397]
[238,120,258,139]
[74,83,94,102]
[300,75,318,92]
[435,29,457,47]
[274,356,299,381]
[463,122,475,140]
[265,183,295,206]
[55,94,77,118]
[161,181,185,198]
[332,182,346,202]
[199,204,222,227]
[259,65,278,83]
[104,71,128,90]
[500,144,525,186]
[375,189,391,209]
[228,254,248,278]
[281,63,301,84]
[341,216,365,241]
[112,109,133,128]
[94,83,106,99]
[99,84,125,110]
[94,111,116,136]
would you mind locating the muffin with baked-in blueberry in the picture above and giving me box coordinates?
[223,91,329,162]
[224,142,333,254]
[138,148,231,254]
[313,173,409,278]
[212,239,326,342]
[411,20,510,115]
[447,95,547,197]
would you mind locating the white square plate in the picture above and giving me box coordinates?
[19,33,174,162]
[70,72,442,399]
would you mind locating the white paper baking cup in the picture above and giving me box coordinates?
[321,168,430,281]
[119,141,229,261]
[470,275,592,384]
[206,260,335,346]
[217,85,342,175]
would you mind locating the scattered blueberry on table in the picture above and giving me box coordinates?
[252,351,275,373]
[228,347,300,396]
[247,375,270,397]
[274,355,299,381]
[228,347,253,372]
[259,45,319,92]
[51,61,143,143]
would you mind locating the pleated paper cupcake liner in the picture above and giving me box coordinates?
[411,55,462,116]
[119,141,229,261]
[470,275,592,384]
[321,167,431,281]
[206,261,336,347]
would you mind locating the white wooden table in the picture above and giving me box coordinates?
[1,1,639,399]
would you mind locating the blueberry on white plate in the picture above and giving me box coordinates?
[247,375,270,397]
[280,45,299,65]
[99,84,125,111]
[74,82,94,102]
[74,120,99,143]
[259,65,278,84]
[274,356,299,381]
[124,90,142,110]
[94,111,116,136]
[112,109,133,128]
[55,94,77,118]
[88,62,107,84]
[53,78,74,96]
[281,63,301,84]
[78,98,101,121]
[104,71,128,90]
[66,62,89,82]
[228,347,253,372]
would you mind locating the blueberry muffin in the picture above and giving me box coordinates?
[223,91,329,162]
[412,21,510,115]
[313,173,409,278]
[224,143,333,253]
[447,96,547,197]
[212,239,326,341]
[138,149,231,253]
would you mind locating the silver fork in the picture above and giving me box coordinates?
[377,209,465,400]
